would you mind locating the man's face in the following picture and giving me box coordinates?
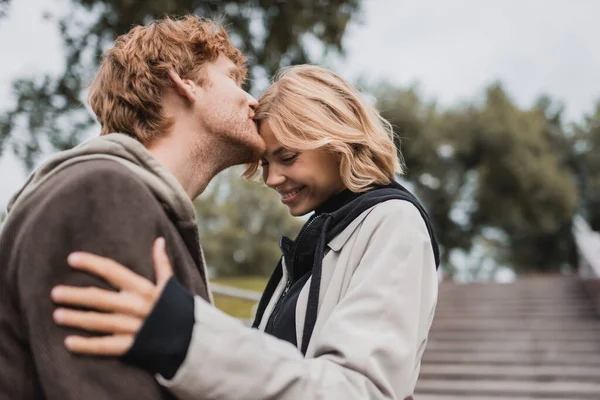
[194,55,266,164]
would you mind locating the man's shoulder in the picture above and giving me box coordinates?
[48,158,149,195]
[52,158,145,188]
[15,159,157,218]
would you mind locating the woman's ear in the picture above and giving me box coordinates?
[168,69,196,104]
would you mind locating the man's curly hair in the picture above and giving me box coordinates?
[88,15,247,143]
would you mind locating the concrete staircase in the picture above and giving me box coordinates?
[415,276,600,400]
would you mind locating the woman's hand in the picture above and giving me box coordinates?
[50,237,173,356]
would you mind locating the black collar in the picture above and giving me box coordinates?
[314,189,364,215]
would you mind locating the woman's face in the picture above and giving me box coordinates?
[259,122,346,216]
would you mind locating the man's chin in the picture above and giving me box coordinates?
[241,137,266,163]
[250,141,267,161]
[231,140,266,166]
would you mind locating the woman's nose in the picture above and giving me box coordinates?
[265,166,285,188]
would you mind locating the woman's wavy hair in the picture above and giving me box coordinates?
[88,15,246,143]
[244,65,404,192]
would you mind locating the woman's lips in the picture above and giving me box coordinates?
[280,186,306,205]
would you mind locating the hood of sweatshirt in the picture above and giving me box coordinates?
[6,133,195,224]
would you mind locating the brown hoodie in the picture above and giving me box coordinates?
[0,133,209,399]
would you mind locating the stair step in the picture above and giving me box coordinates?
[435,305,596,312]
[439,277,581,288]
[416,394,586,400]
[426,340,600,353]
[415,379,600,398]
[438,287,588,295]
[436,301,592,309]
[428,330,600,341]
[433,310,598,318]
[416,277,600,399]
[436,291,586,297]
[419,364,600,380]
[430,320,600,331]
[422,351,600,365]
[433,315,599,323]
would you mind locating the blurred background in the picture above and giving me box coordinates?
[2,1,600,398]
[3,0,599,280]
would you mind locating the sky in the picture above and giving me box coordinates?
[2,0,600,210]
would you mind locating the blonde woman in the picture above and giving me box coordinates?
[50,65,440,400]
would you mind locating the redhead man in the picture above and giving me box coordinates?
[0,15,264,399]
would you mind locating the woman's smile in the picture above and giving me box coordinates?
[279,186,306,204]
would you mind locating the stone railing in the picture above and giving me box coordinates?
[573,216,600,278]
[572,215,600,314]
[210,283,261,325]
[210,283,262,303]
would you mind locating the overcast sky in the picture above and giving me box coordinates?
[2,0,600,210]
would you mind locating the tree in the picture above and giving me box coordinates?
[1,0,361,170]
[374,82,578,274]
[374,85,476,270]
[195,168,303,276]
[0,0,9,19]
[470,85,576,272]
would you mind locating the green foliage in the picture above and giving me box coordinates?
[195,168,303,276]
[3,0,600,275]
[0,0,361,169]
[375,82,579,274]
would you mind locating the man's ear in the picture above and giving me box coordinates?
[168,69,196,103]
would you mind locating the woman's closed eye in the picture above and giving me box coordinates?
[281,153,299,164]
[261,153,298,167]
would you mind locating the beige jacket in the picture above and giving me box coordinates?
[158,199,439,400]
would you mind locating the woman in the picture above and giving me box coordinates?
[51,65,439,399]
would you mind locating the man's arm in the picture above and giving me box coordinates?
[13,160,178,399]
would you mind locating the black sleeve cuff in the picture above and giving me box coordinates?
[121,277,195,379]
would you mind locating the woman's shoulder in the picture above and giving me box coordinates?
[329,200,429,251]
[362,199,427,230]
[357,199,432,246]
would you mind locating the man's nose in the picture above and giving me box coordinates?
[246,92,258,110]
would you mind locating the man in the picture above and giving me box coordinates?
[0,15,264,399]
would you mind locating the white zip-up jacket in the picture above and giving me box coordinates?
[158,199,439,400]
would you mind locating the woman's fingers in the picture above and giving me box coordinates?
[51,286,151,318]
[67,252,156,296]
[64,334,133,356]
[54,239,173,356]
[53,308,142,334]
[153,237,174,287]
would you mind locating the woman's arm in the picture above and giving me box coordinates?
[158,200,437,400]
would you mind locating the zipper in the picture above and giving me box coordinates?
[265,214,324,333]
[291,214,323,270]
[269,279,292,329]
[265,272,291,333]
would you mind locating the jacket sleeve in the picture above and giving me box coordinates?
[158,200,439,400]
[10,161,177,399]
